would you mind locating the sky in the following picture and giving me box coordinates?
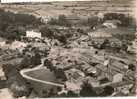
[1,0,111,3]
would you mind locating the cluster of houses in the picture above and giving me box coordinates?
[41,41,136,96]
[0,12,135,97]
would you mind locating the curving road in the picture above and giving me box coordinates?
[20,58,64,87]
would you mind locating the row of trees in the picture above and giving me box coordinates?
[47,13,136,28]
[103,13,136,27]
[48,15,71,27]
[47,14,102,28]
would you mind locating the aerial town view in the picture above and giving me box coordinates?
[0,0,137,98]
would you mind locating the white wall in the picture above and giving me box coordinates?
[26,30,41,38]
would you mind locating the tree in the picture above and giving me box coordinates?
[99,86,114,96]
[121,43,128,51]
[54,69,67,81]
[2,64,32,98]
[31,52,41,66]
[57,14,71,27]
[48,14,71,27]
[87,16,101,28]
[57,35,67,45]
[40,26,54,39]
[128,64,136,71]
[19,55,31,70]
[44,59,54,71]
[48,18,58,25]
[5,25,25,41]
[80,81,97,97]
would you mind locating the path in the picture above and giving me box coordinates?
[20,58,64,88]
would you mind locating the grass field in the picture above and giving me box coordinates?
[25,68,59,83]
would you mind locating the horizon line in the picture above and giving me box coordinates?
[0,0,113,3]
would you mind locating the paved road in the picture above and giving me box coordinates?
[20,58,64,88]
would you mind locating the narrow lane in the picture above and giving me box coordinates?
[20,58,64,88]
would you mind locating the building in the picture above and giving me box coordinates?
[88,29,112,38]
[0,41,6,47]
[103,20,121,29]
[127,39,137,54]
[26,30,42,38]
[0,66,6,80]
[0,37,6,47]
[40,16,52,24]
[112,73,123,83]
[65,68,85,81]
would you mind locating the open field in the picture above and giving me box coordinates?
[0,0,135,18]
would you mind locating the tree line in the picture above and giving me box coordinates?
[0,9,43,41]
